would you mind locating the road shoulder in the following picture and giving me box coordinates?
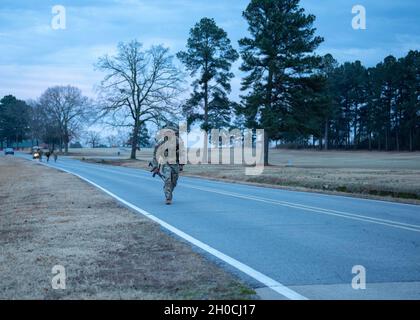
[0,156,256,299]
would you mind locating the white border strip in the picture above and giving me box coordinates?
[36,161,307,301]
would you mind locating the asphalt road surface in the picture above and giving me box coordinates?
[14,153,420,300]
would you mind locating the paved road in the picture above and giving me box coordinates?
[15,153,420,299]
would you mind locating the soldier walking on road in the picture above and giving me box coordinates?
[150,124,185,205]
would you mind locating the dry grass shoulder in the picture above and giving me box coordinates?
[0,156,255,300]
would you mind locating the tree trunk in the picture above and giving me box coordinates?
[409,128,413,152]
[353,122,357,149]
[130,124,140,160]
[64,131,69,155]
[204,80,209,130]
[324,119,329,150]
[263,133,269,166]
[203,79,209,164]
[386,103,391,151]
[263,65,274,167]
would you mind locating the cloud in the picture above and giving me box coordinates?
[0,64,102,100]
[0,0,419,101]
[395,34,420,53]
[318,48,383,64]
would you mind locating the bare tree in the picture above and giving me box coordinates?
[116,129,130,147]
[28,99,61,150]
[86,130,101,148]
[39,86,91,154]
[106,135,118,148]
[27,100,46,147]
[95,40,184,159]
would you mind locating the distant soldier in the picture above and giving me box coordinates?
[150,124,185,205]
[45,150,51,162]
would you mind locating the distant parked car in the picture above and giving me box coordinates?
[4,148,14,155]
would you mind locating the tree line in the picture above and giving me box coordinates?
[176,0,420,164]
[318,52,420,152]
[0,86,92,152]
[1,0,419,163]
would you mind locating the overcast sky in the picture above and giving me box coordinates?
[1,0,419,100]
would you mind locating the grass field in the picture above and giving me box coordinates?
[70,148,420,203]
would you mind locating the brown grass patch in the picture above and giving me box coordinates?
[0,156,255,300]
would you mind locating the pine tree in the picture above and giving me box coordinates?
[238,0,323,165]
[177,18,239,132]
[0,95,30,148]
[319,54,339,150]
[377,56,399,151]
[400,51,420,151]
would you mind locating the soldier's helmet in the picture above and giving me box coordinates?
[163,121,179,134]
[157,122,180,140]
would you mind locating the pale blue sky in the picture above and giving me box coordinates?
[1,0,419,100]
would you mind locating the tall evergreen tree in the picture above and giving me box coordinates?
[177,18,239,132]
[237,0,323,164]
[328,61,367,148]
[376,56,399,151]
[321,51,419,151]
[399,51,420,151]
[362,66,379,150]
[0,95,30,148]
[319,54,339,150]
[128,124,151,149]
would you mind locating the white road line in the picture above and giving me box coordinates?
[54,160,420,233]
[30,155,420,233]
[183,184,420,233]
[74,157,420,209]
[34,160,307,301]
[185,172,420,209]
[19,152,420,209]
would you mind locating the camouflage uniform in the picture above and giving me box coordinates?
[151,133,185,203]
[160,163,180,202]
